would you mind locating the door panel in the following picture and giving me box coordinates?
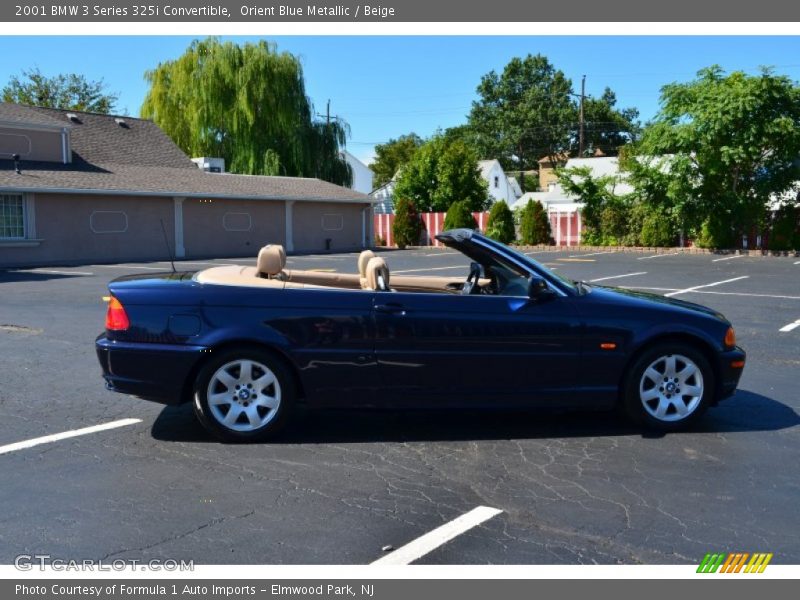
[372,292,582,408]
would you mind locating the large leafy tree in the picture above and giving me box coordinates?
[467,55,639,170]
[371,133,423,189]
[393,136,489,212]
[637,66,800,246]
[468,54,574,172]
[2,68,118,113]
[580,88,640,156]
[141,38,351,185]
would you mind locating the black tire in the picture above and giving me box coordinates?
[622,343,715,432]
[193,347,295,442]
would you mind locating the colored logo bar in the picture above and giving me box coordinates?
[697,552,773,573]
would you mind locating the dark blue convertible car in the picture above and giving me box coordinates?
[96,229,745,441]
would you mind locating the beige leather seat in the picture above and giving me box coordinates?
[358,249,376,289]
[256,244,286,279]
[364,257,391,291]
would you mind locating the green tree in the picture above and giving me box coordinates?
[519,199,551,245]
[485,201,516,243]
[579,88,640,156]
[3,67,118,113]
[393,135,489,212]
[392,197,424,249]
[443,200,478,230]
[141,37,351,185]
[638,66,800,247]
[468,54,574,172]
[371,133,423,189]
[467,55,640,171]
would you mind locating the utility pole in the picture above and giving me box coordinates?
[579,75,586,157]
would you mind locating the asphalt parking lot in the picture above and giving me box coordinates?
[1,247,798,565]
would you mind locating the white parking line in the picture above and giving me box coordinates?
[423,252,459,257]
[589,272,647,283]
[712,255,745,262]
[392,265,468,274]
[664,276,749,297]
[795,261,800,265]
[569,251,617,258]
[779,319,800,333]
[0,419,142,456]
[638,252,682,260]
[371,506,503,565]
[20,269,94,276]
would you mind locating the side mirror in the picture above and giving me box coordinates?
[528,277,556,302]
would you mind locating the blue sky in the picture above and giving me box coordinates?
[1,36,799,164]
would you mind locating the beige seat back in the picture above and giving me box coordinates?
[358,250,377,289]
[256,244,286,279]
[364,257,391,291]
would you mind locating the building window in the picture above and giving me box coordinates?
[0,194,25,239]
[322,214,344,231]
[494,176,499,189]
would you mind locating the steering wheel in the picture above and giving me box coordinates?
[461,262,482,295]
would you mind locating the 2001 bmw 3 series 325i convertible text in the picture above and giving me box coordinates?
[96,229,746,441]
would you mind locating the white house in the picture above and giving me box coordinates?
[510,157,632,246]
[478,159,522,204]
[341,150,374,195]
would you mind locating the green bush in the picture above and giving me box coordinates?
[640,207,677,247]
[392,197,424,249]
[485,201,516,244]
[443,200,477,230]
[695,215,735,249]
[519,199,551,245]
[768,205,800,251]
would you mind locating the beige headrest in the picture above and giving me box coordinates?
[365,257,390,291]
[257,244,286,278]
[357,250,376,277]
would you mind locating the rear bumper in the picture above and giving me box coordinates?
[716,346,746,402]
[95,334,206,405]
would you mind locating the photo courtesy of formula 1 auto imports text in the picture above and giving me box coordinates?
[0,1,799,598]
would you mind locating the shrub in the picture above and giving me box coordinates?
[485,201,516,244]
[768,205,800,251]
[639,206,677,247]
[443,200,478,230]
[374,234,386,247]
[695,215,735,249]
[392,197,424,249]
[519,199,551,245]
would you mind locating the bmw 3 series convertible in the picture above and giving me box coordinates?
[96,229,745,441]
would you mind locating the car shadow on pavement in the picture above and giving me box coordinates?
[150,389,799,444]
[0,271,87,283]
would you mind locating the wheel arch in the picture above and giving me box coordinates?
[620,332,721,404]
[179,340,306,405]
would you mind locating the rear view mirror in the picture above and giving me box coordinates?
[528,277,556,302]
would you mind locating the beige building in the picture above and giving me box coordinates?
[0,103,374,268]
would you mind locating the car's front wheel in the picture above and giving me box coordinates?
[193,348,294,442]
[622,343,714,431]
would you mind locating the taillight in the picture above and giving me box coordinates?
[724,326,736,349]
[105,296,130,331]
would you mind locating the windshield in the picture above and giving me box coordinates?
[482,239,580,293]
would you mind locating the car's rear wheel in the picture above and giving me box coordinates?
[193,348,294,442]
[622,343,714,431]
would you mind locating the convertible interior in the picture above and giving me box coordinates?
[195,244,499,295]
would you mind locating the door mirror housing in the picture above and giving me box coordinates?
[528,277,557,302]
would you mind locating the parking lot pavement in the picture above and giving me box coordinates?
[0,249,798,565]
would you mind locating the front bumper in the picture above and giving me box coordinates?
[96,334,207,405]
[716,345,746,402]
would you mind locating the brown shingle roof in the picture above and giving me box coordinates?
[0,160,372,203]
[0,103,68,128]
[0,103,371,204]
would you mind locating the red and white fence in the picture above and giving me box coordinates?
[374,207,583,247]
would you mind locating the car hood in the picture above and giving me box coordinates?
[588,284,728,321]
